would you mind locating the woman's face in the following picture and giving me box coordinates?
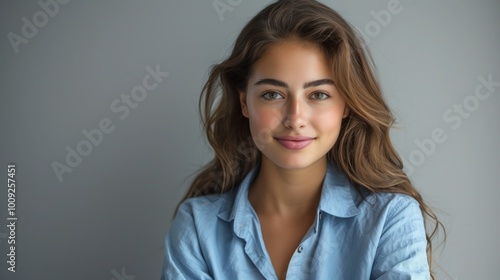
[240,40,349,170]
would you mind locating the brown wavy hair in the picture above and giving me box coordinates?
[178,0,444,278]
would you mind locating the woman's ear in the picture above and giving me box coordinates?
[239,91,249,118]
[342,106,350,118]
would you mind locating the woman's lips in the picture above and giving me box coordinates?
[274,136,315,150]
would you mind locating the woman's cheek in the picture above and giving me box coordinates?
[319,106,344,126]
[249,109,282,149]
[259,108,283,127]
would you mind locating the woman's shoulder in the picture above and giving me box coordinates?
[364,190,419,204]
[175,189,237,219]
[369,191,419,207]
[359,190,423,220]
[168,190,239,243]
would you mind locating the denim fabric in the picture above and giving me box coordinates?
[161,162,429,280]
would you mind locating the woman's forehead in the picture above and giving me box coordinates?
[248,41,332,83]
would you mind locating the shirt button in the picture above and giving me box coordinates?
[319,212,322,220]
[297,246,303,253]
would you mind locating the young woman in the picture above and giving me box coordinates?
[161,1,444,279]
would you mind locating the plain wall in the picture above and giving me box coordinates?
[1,0,499,279]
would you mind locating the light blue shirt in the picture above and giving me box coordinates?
[161,162,429,279]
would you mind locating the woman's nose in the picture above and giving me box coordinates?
[283,97,307,129]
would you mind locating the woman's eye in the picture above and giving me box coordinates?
[262,91,283,100]
[310,91,330,100]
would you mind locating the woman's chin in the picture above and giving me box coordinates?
[262,154,325,171]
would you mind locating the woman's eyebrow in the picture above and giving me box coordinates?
[254,78,335,88]
[304,79,335,88]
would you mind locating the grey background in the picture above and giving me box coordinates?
[0,0,499,279]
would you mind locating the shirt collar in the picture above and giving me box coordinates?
[217,161,362,224]
[318,162,361,218]
[217,163,260,223]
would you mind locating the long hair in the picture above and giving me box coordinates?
[178,0,444,278]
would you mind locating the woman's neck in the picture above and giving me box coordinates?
[248,156,327,219]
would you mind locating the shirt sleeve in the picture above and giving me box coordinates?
[371,195,430,280]
[160,202,214,280]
